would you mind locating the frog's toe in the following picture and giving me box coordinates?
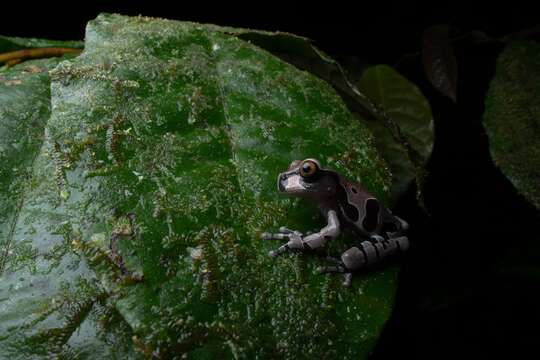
[342,273,353,288]
[278,227,302,236]
[268,244,290,257]
[325,256,342,264]
[317,265,346,273]
[261,232,289,241]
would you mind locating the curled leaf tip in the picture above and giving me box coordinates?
[422,25,458,102]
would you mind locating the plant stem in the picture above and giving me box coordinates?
[0,47,82,64]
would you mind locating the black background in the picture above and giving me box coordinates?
[2,1,539,62]
[2,1,539,358]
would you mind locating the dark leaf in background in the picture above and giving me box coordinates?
[484,40,540,210]
[357,65,434,205]
[422,25,458,102]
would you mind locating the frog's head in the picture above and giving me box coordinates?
[277,158,339,201]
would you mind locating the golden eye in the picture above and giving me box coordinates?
[299,160,318,177]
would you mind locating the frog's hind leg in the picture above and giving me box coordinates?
[318,256,345,272]
[343,273,353,287]
[318,233,410,287]
[341,246,367,271]
[317,264,346,273]
[317,264,353,287]
[337,246,370,287]
[318,255,357,287]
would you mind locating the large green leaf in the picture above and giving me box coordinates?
[484,41,540,209]
[1,14,398,358]
[0,56,136,358]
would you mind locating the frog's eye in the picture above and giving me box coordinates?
[299,160,318,177]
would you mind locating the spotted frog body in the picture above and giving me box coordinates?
[262,158,409,287]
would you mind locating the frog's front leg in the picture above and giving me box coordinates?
[262,210,340,257]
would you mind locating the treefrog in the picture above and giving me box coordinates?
[262,158,409,287]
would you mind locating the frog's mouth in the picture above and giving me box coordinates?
[278,174,286,192]
[277,172,289,192]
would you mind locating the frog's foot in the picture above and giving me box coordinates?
[261,227,304,257]
[317,265,346,273]
[317,263,354,287]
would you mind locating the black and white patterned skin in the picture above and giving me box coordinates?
[262,158,409,287]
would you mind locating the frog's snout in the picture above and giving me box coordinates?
[277,173,287,192]
[277,171,304,194]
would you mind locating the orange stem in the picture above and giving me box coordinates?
[0,47,82,64]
